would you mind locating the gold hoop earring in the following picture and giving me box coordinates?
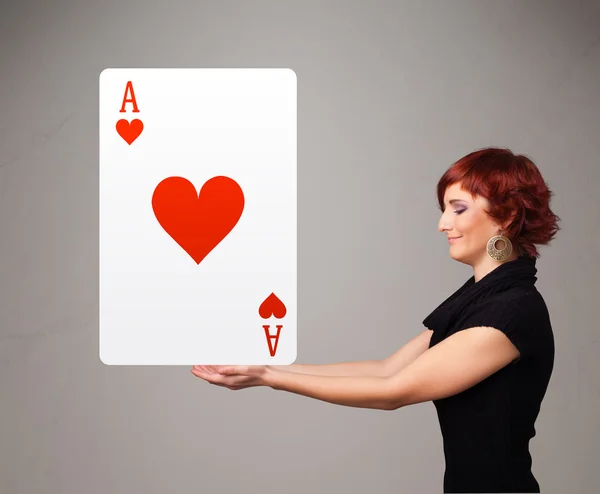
[487,234,512,261]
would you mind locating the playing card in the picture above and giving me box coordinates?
[99,68,297,365]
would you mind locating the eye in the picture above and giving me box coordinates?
[454,209,465,215]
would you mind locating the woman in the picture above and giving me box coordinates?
[191,147,560,493]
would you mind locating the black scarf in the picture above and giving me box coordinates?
[422,255,538,337]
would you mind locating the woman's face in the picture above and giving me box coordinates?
[438,183,502,265]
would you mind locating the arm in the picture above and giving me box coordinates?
[265,326,520,410]
[381,328,433,376]
[270,329,433,378]
[269,360,385,377]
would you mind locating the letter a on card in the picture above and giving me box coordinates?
[99,68,297,365]
[115,81,143,144]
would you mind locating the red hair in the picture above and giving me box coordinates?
[437,147,561,258]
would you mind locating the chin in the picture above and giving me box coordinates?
[449,248,473,265]
[449,250,462,262]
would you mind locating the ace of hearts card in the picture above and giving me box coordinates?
[99,68,297,365]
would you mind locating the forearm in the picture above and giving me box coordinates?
[265,367,398,410]
[270,359,386,377]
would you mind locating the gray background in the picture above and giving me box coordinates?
[1,0,598,492]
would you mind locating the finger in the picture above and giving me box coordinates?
[191,368,221,384]
[198,365,218,374]
[219,365,249,376]
[195,365,218,374]
[215,366,230,375]
[190,368,208,380]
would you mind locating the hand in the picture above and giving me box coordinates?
[190,365,271,390]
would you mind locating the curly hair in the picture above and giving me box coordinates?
[436,147,561,259]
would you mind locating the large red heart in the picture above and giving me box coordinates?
[151,176,245,264]
[116,118,144,145]
[258,293,287,319]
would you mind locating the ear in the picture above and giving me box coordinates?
[500,209,519,232]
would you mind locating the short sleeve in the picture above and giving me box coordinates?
[455,294,534,362]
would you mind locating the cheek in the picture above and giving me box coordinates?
[454,215,473,234]
[456,216,490,243]
[454,217,486,243]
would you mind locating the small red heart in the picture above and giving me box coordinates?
[258,293,287,319]
[152,176,244,265]
[116,118,143,145]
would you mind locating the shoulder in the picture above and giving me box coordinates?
[458,287,552,358]
[456,287,547,335]
[475,286,545,313]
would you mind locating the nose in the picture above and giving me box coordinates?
[438,213,452,233]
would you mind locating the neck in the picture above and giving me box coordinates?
[472,250,520,283]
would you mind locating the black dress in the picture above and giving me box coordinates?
[422,256,555,493]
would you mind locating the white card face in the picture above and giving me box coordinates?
[99,68,297,365]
